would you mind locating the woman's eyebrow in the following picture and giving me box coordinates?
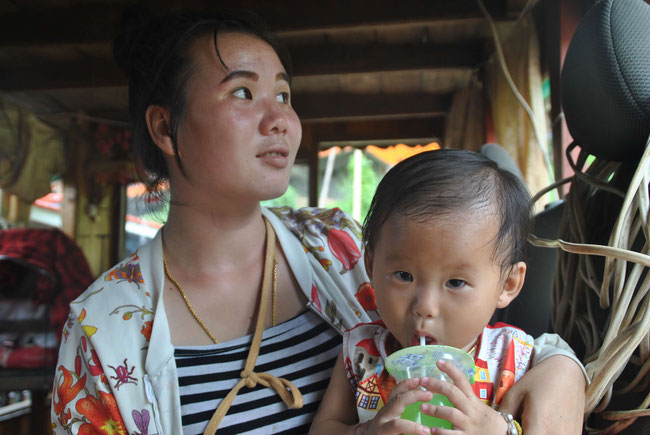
[221,70,258,84]
[277,72,290,84]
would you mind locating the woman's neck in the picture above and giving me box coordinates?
[161,200,267,276]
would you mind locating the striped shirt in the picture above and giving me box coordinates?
[175,310,342,434]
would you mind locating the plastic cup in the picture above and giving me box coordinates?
[385,344,475,431]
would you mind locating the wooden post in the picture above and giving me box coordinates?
[541,0,590,193]
[62,118,120,277]
[352,148,362,221]
[300,123,320,208]
[1,193,32,224]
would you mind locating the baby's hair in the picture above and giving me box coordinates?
[363,149,532,270]
[113,6,291,194]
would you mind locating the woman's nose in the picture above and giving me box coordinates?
[412,288,440,319]
[259,98,288,136]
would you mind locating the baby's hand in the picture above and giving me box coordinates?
[356,377,433,435]
[419,360,508,434]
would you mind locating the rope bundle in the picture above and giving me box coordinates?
[530,136,650,433]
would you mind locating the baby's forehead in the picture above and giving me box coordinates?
[395,203,500,227]
[392,208,502,249]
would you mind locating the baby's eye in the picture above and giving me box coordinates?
[276,91,290,104]
[232,87,252,99]
[394,271,413,282]
[446,279,466,290]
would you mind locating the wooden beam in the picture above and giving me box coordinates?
[0,58,125,91]
[3,88,451,127]
[0,41,479,91]
[230,0,509,32]
[302,117,445,143]
[292,43,482,76]
[0,1,510,46]
[293,92,452,121]
[0,5,120,45]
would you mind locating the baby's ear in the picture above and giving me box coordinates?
[496,261,526,309]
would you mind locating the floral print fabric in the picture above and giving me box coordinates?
[51,207,375,434]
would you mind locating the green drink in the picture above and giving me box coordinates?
[401,394,454,430]
[385,344,475,432]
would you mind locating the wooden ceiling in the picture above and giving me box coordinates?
[0,0,533,150]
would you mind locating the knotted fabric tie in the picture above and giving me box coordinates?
[203,218,303,434]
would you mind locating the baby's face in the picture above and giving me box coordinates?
[367,211,518,352]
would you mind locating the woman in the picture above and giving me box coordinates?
[51,8,586,435]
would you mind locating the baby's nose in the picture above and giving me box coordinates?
[412,288,440,318]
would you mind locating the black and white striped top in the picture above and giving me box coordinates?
[175,310,342,434]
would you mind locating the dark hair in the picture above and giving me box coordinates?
[113,6,292,193]
[363,149,532,270]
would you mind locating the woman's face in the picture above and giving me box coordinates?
[173,32,301,204]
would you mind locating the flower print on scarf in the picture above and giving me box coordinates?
[328,227,361,273]
[88,350,104,377]
[77,308,99,339]
[76,391,126,435]
[86,349,109,386]
[270,206,362,272]
[79,336,107,384]
[311,285,322,313]
[110,305,153,322]
[53,365,87,427]
[110,305,154,350]
[132,409,151,435]
[355,282,377,311]
[325,299,343,331]
[105,253,144,288]
[63,314,75,343]
[140,320,153,341]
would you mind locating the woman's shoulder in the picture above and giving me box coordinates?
[266,206,363,242]
[70,240,159,314]
[266,206,365,272]
[264,206,374,332]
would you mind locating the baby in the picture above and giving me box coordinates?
[311,149,537,434]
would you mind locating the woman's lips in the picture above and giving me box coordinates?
[257,150,289,168]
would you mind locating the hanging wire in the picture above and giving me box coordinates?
[475,0,555,184]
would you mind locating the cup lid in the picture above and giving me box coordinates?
[385,344,475,382]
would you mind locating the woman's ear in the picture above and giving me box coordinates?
[496,261,526,309]
[145,105,175,156]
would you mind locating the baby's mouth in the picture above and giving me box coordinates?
[411,334,437,347]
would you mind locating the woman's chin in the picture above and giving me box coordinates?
[259,184,290,203]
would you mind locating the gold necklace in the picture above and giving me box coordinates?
[162,249,278,344]
[468,339,478,357]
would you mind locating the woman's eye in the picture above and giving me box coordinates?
[232,87,252,99]
[446,279,466,290]
[276,92,290,104]
[395,271,413,282]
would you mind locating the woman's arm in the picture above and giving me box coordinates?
[51,312,129,434]
[498,354,586,435]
